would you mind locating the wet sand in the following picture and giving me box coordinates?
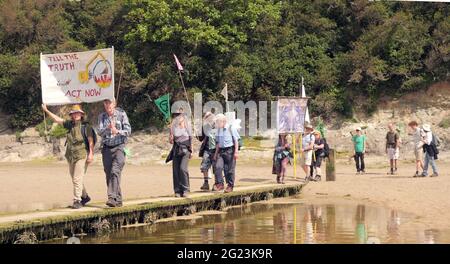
[301,158,450,230]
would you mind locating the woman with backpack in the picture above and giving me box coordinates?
[272,134,292,184]
[42,104,94,209]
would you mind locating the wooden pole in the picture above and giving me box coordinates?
[292,134,296,179]
[326,149,336,181]
[177,70,197,137]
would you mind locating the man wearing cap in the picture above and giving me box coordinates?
[42,104,94,209]
[352,127,366,174]
[98,99,131,207]
[301,124,315,181]
[420,124,439,177]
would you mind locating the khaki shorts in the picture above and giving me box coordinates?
[414,147,423,161]
[301,150,313,166]
[387,148,399,160]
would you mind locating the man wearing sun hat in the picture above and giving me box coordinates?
[42,104,94,209]
[420,124,439,177]
[301,123,315,181]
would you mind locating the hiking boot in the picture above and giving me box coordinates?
[72,201,83,209]
[224,186,234,193]
[212,183,224,192]
[81,196,91,206]
[430,173,439,177]
[106,200,116,207]
[200,182,210,191]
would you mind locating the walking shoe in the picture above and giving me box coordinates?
[72,201,83,209]
[106,200,116,207]
[430,173,439,177]
[314,175,322,182]
[413,172,420,177]
[224,186,234,193]
[116,201,123,207]
[175,193,182,198]
[181,192,189,198]
[200,182,210,191]
[212,183,224,192]
[81,196,91,206]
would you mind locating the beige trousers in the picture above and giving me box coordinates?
[68,160,88,202]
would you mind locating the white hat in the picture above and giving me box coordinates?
[356,127,362,131]
[422,124,431,132]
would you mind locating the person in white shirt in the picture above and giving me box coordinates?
[301,124,315,181]
[408,121,424,177]
[420,124,439,177]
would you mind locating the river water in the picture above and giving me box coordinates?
[52,198,450,244]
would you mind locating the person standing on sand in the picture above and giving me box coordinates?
[420,124,439,177]
[213,114,240,193]
[352,127,366,175]
[42,104,94,209]
[272,134,292,184]
[199,112,216,191]
[386,123,400,175]
[408,121,424,177]
[301,124,315,181]
[167,108,193,197]
[312,130,325,181]
[98,99,131,207]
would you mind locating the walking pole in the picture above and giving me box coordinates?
[293,133,296,179]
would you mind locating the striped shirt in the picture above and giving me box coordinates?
[98,108,131,147]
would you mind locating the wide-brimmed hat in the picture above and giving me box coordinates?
[422,124,431,132]
[69,104,85,115]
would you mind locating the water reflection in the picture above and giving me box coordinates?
[52,200,450,244]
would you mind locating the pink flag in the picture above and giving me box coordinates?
[173,54,184,71]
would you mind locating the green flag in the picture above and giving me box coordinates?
[154,93,170,120]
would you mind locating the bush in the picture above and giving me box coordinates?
[49,124,68,139]
[439,117,450,129]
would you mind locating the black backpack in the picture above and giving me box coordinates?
[322,138,330,158]
[81,123,97,152]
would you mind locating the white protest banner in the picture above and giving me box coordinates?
[40,47,114,105]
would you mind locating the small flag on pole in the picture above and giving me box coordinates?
[221,83,228,101]
[154,93,171,121]
[173,54,184,71]
[301,83,310,123]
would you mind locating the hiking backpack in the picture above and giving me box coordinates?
[81,123,97,152]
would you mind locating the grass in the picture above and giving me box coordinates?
[439,117,450,129]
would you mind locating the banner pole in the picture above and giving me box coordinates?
[293,133,296,179]
[116,64,124,104]
[42,108,48,142]
[177,70,197,137]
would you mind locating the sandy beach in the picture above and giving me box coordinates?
[1,155,449,232]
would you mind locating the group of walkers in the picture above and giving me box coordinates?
[42,99,131,209]
[43,103,241,209]
[351,122,439,177]
[166,110,241,198]
[272,124,328,183]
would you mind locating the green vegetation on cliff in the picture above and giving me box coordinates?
[0,0,448,130]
